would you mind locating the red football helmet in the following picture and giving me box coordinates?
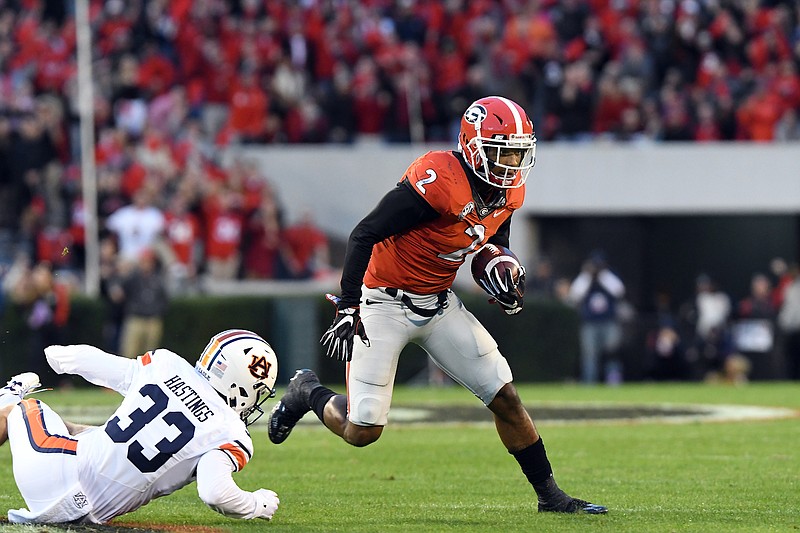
[458,96,537,188]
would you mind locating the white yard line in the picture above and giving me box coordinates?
[52,402,799,428]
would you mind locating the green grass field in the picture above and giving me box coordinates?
[1,382,799,533]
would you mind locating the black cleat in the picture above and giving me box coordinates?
[267,369,320,444]
[538,497,608,514]
[536,477,607,514]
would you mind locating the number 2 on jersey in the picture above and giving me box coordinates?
[415,169,437,194]
[438,224,486,262]
[415,167,486,262]
[105,384,195,473]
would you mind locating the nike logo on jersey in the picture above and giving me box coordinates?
[493,209,506,218]
[364,299,383,305]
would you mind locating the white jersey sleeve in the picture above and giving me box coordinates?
[196,450,279,520]
[45,344,140,394]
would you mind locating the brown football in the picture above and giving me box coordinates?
[470,244,523,295]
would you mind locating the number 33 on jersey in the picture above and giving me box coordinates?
[364,150,525,295]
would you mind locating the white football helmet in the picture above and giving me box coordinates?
[196,329,278,426]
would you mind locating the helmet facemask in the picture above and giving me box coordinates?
[236,381,275,426]
[466,134,536,188]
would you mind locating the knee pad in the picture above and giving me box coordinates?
[350,395,385,426]
[495,355,513,385]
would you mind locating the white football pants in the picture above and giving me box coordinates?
[346,286,513,426]
[7,399,93,523]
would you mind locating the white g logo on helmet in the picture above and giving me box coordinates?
[464,104,487,124]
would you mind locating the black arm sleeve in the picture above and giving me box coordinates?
[487,215,512,249]
[339,180,440,307]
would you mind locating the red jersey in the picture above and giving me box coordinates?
[364,151,525,294]
[165,212,201,266]
[204,211,243,260]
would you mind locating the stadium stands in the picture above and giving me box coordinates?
[0,0,798,281]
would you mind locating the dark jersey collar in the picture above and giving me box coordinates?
[451,150,507,219]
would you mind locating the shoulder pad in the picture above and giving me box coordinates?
[403,151,472,216]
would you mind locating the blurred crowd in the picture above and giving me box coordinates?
[2,0,800,278]
[528,253,800,383]
[1,0,800,378]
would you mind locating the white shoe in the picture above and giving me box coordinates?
[1,372,42,400]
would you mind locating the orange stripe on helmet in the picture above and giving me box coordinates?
[140,352,152,366]
[200,330,266,369]
[199,339,220,367]
[19,399,78,455]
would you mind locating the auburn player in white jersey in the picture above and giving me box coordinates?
[0,329,280,524]
[269,96,607,514]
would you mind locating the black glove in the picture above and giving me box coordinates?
[320,293,370,361]
[485,265,526,315]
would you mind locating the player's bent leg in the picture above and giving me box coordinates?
[268,370,389,448]
[285,383,384,447]
[6,399,92,522]
[322,392,383,447]
[342,422,382,447]
[487,382,540,451]
[488,383,607,515]
[425,302,607,514]
[321,393,348,434]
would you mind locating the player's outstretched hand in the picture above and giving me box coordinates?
[251,489,279,520]
[320,293,370,362]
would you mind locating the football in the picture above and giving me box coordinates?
[470,244,523,296]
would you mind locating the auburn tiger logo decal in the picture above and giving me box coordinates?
[248,354,272,380]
